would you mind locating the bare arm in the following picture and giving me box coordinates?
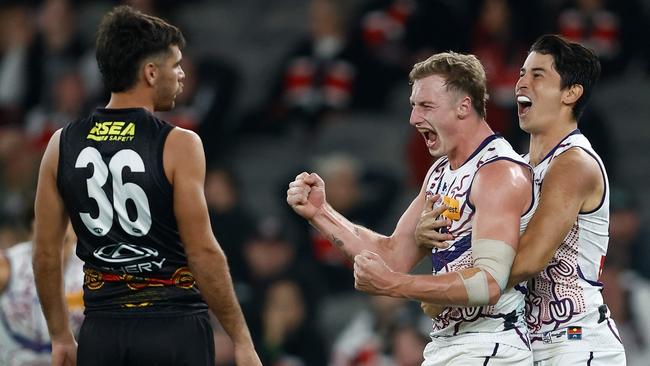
[287,165,442,273]
[32,129,78,365]
[508,148,603,287]
[355,160,532,306]
[0,252,8,294]
[165,128,259,363]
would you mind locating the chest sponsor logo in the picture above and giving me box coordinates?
[93,243,166,273]
[441,195,461,221]
[87,121,135,142]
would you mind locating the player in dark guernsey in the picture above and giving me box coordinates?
[32,6,261,366]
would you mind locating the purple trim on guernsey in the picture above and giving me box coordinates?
[537,129,582,165]
[571,147,607,215]
[577,264,604,287]
[587,351,594,365]
[451,134,501,172]
[607,318,623,344]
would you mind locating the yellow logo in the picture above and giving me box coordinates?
[87,121,135,142]
[441,195,461,221]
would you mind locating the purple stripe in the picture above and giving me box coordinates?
[460,134,501,169]
[607,318,623,344]
[514,326,531,350]
[466,157,533,213]
[577,265,603,287]
[538,129,582,164]
[483,343,500,365]
[573,147,607,215]
[587,351,593,365]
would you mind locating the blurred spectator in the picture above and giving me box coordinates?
[388,324,428,366]
[330,296,423,366]
[469,0,537,146]
[0,3,36,125]
[347,0,465,109]
[158,54,241,161]
[204,165,256,281]
[0,128,38,247]
[242,0,360,135]
[600,195,650,366]
[24,67,88,149]
[554,0,645,78]
[258,279,327,366]
[239,216,325,331]
[609,186,650,280]
[289,154,399,294]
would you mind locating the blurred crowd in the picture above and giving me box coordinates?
[1,0,649,365]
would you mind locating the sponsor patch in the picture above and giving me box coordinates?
[567,326,582,340]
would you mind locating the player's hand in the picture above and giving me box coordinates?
[51,336,77,366]
[421,302,444,319]
[287,172,326,220]
[415,194,454,249]
[233,343,263,366]
[353,250,400,296]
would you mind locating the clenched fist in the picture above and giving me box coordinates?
[287,172,326,220]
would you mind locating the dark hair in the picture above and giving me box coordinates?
[95,6,185,92]
[529,34,601,121]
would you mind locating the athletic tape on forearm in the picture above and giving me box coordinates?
[462,270,490,305]
[461,239,516,305]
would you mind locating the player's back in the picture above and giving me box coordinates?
[57,108,207,315]
[425,134,534,350]
[524,129,625,359]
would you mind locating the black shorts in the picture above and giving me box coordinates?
[77,311,214,366]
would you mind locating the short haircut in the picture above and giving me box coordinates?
[529,34,601,121]
[95,6,186,93]
[409,52,488,119]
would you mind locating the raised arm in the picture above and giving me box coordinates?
[287,166,449,273]
[354,160,532,306]
[508,148,603,287]
[32,129,78,366]
[165,128,261,366]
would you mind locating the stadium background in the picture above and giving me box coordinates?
[0,0,648,365]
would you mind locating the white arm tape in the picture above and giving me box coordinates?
[461,239,516,305]
[462,270,490,305]
[473,238,516,291]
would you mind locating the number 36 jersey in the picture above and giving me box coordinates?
[57,108,207,315]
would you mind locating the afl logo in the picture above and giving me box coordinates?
[94,243,158,263]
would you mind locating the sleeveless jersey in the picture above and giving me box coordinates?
[57,108,207,315]
[523,130,624,359]
[0,242,84,365]
[425,134,535,350]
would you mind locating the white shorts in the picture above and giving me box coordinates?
[422,340,533,366]
[533,351,626,366]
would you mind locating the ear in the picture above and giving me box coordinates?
[457,96,472,119]
[143,62,158,87]
[562,84,583,106]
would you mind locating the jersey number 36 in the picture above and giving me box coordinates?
[75,147,152,237]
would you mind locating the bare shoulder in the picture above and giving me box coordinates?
[40,128,63,175]
[163,127,205,184]
[475,159,532,192]
[548,147,601,181]
[471,159,532,211]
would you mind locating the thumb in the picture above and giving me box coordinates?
[422,193,438,213]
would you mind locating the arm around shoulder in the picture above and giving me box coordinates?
[508,148,603,286]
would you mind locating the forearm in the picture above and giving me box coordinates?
[187,244,253,345]
[391,268,500,306]
[310,203,389,260]
[32,244,73,341]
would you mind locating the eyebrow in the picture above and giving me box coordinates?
[521,67,546,73]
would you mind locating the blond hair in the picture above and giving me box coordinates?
[409,52,488,118]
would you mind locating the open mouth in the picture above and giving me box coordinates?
[420,129,438,148]
[517,95,532,116]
